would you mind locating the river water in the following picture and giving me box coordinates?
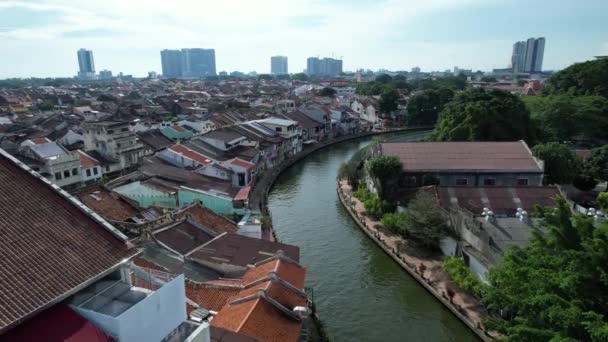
[267,132,478,342]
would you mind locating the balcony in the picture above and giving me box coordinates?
[69,265,209,342]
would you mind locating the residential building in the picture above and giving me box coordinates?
[73,149,103,184]
[511,41,527,73]
[160,49,183,78]
[77,48,96,80]
[182,48,217,78]
[256,118,302,156]
[19,138,82,189]
[512,37,546,73]
[83,121,145,174]
[271,55,288,75]
[0,148,210,341]
[99,69,112,80]
[437,185,562,280]
[351,97,381,127]
[306,57,343,76]
[374,141,544,188]
[160,125,194,141]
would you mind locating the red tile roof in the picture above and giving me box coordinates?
[234,186,251,201]
[78,186,139,222]
[74,150,100,168]
[29,137,51,145]
[169,144,213,165]
[209,257,306,342]
[227,158,255,171]
[0,150,137,333]
[380,141,543,173]
[171,125,187,133]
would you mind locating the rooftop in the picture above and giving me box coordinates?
[169,144,214,166]
[175,203,238,235]
[380,141,543,173]
[78,185,140,222]
[154,219,217,256]
[0,149,137,333]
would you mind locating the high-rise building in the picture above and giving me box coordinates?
[160,49,183,78]
[182,48,216,77]
[77,48,96,80]
[511,41,527,73]
[271,56,288,75]
[306,56,342,76]
[160,48,216,78]
[512,37,545,73]
[98,70,113,80]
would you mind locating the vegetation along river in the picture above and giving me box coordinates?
[267,131,479,341]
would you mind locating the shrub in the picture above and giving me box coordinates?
[381,212,407,232]
[442,257,484,298]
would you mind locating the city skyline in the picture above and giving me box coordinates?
[1,0,608,78]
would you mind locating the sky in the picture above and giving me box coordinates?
[1,0,607,78]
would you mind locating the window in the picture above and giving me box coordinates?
[117,143,121,148]
[456,178,468,186]
[122,127,129,132]
[517,178,529,186]
[72,168,78,176]
[106,166,110,172]
[275,127,281,132]
[483,178,496,186]
[64,170,70,178]
[55,172,62,180]
[107,130,114,134]
[86,169,91,177]
[93,167,98,175]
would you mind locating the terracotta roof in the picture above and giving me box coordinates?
[171,125,187,133]
[574,149,591,158]
[175,203,238,235]
[138,129,174,151]
[0,150,137,333]
[187,282,241,312]
[169,144,213,165]
[74,149,99,168]
[234,186,251,202]
[211,326,261,342]
[209,257,306,342]
[78,186,139,222]
[29,137,51,145]
[227,158,255,171]
[380,141,543,173]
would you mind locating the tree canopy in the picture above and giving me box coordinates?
[586,145,608,184]
[543,58,608,98]
[379,88,400,114]
[319,87,337,97]
[406,87,455,126]
[532,142,581,185]
[483,197,608,341]
[430,88,533,141]
[403,191,448,249]
[292,73,308,81]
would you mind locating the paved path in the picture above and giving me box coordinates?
[339,180,499,340]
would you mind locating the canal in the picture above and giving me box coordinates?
[267,131,479,341]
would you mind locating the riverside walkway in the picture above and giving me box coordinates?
[338,180,499,341]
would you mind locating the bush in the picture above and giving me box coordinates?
[598,192,608,211]
[353,186,372,201]
[363,195,390,219]
[381,212,407,232]
[337,160,361,186]
[442,257,484,298]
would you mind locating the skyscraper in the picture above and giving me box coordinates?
[271,56,288,75]
[160,48,216,78]
[77,48,96,80]
[511,41,527,73]
[512,37,545,73]
[160,49,183,78]
[182,48,216,77]
[306,56,342,76]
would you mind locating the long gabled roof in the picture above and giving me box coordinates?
[0,149,137,333]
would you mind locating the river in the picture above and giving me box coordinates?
[267,131,479,342]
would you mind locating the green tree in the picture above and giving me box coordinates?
[598,192,608,211]
[97,94,117,102]
[337,160,361,186]
[483,197,608,341]
[406,87,454,126]
[481,76,497,83]
[544,58,608,97]
[403,191,448,248]
[319,87,337,97]
[381,212,407,233]
[356,81,391,96]
[375,73,393,84]
[442,257,484,297]
[292,73,309,81]
[532,142,581,184]
[125,91,142,100]
[258,74,273,80]
[379,88,399,115]
[430,88,533,141]
[586,145,608,183]
[38,102,54,111]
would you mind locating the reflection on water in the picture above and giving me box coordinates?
[268,132,479,341]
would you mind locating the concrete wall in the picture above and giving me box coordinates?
[178,187,241,214]
[114,181,177,208]
[436,172,543,187]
